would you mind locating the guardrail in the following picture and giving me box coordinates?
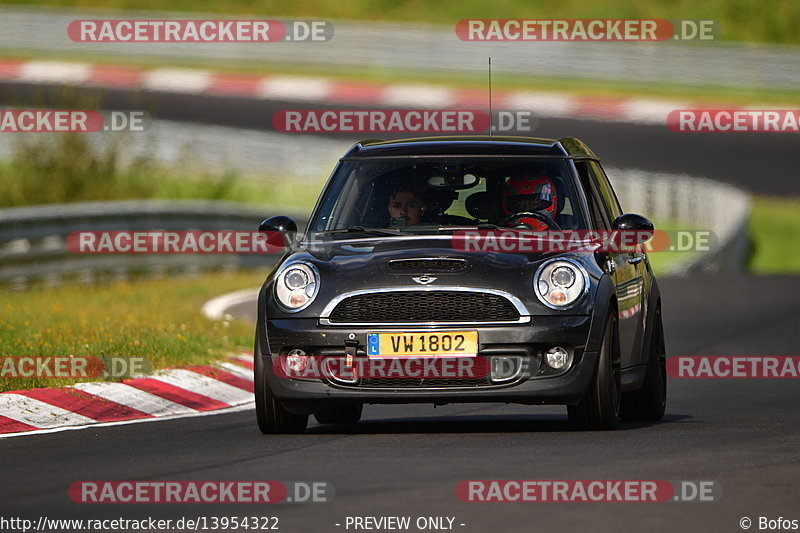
[608,167,751,274]
[0,169,750,289]
[0,200,307,289]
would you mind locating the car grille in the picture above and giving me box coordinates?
[327,290,520,323]
[387,258,468,273]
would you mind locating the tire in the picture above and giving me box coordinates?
[314,404,363,425]
[568,313,621,430]
[620,307,667,421]
[254,335,308,434]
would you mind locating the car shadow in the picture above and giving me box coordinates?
[304,413,693,434]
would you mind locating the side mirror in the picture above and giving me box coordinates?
[259,216,297,248]
[611,213,654,245]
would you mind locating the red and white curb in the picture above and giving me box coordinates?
[0,353,254,439]
[0,58,695,125]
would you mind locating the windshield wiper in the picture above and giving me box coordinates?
[426,223,502,231]
[315,226,405,237]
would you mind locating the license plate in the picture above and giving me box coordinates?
[366,331,478,357]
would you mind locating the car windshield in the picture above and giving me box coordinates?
[309,156,589,236]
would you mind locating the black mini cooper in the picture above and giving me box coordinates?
[254,136,666,433]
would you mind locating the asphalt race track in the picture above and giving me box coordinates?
[1,275,799,532]
[1,83,799,532]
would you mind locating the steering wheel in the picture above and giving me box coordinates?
[501,211,562,231]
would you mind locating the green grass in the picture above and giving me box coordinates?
[0,270,268,392]
[0,131,323,210]
[3,0,799,44]
[748,196,800,274]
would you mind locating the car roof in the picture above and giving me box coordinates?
[342,136,598,159]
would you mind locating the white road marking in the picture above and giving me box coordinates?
[0,394,95,428]
[217,361,254,380]
[73,382,196,416]
[142,68,212,93]
[0,402,254,439]
[19,61,91,84]
[621,99,688,125]
[150,369,252,405]
[258,76,332,100]
[232,353,254,363]
[382,85,454,108]
[504,92,575,117]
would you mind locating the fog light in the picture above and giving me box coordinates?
[545,346,571,370]
[285,348,308,372]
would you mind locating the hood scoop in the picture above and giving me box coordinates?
[387,258,469,274]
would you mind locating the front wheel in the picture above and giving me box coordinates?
[620,307,666,421]
[568,313,621,430]
[254,335,308,434]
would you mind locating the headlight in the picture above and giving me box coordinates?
[285,269,309,290]
[551,266,575,288]
[275,262,319,311]
[534,258,588,309]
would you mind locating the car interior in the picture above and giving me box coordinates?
[317,159,586,232]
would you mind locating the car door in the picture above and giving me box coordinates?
[574,160,644,369]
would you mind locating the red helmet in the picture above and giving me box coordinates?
[503,175,558,229]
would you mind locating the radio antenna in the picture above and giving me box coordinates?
[488,57,493,138]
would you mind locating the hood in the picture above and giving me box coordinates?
[265,234,600,318]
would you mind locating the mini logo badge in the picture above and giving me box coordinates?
[412,276,437,285]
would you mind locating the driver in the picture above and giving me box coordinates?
[502,175,558,230]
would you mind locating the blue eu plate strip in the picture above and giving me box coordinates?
[367,333,379,356]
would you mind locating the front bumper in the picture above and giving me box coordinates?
[262,316,598,413]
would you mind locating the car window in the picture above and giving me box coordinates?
[309,157,590,234]
[573,160,611,230]
[589,161,623,219]
[447,177,487,219]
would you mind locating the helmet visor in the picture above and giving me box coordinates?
[505,194,551,213]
